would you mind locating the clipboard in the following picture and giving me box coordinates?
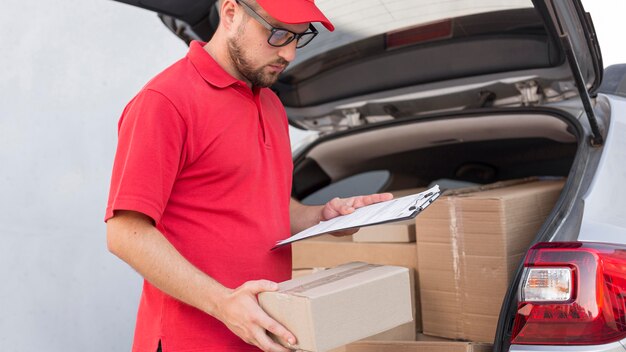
[272,185,440,250]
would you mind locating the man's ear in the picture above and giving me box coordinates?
[219,0,239,31]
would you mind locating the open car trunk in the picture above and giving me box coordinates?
[292,109,579,201]
[282,0,603,348]
[289,108,582,350]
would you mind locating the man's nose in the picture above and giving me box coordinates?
[277,40,298,63]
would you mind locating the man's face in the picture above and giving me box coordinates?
[227,3,308,87]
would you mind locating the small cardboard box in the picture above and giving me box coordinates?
[292,268,417,343]
[416,178,564,342]
[259,262,413,352]
[352,219,416,243]
[292,268,327,279]
[292,240,421,332]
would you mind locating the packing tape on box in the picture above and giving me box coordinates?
[443,177,537,197]
[449,197,462,286]
[449,196,463,335]
[283,263,382,294]
[450,193,479,335]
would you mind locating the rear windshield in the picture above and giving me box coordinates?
[293,0,533,66]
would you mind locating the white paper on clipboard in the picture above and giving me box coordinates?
[272,185,440,250]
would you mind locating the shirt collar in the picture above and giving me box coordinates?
[187,41,241,89]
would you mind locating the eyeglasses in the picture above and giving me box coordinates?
[236,0,318,49]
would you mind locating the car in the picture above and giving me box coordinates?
[112,0,626,351]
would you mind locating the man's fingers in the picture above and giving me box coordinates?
[259,314,297,347]
[376,192,394,202]
[252,327,292,352]
[353,192,393,208]
[242,280,279,295]
[329,197,355,215]
[323,193,394,220]
[336,193,393,212]
[321,197,343,219]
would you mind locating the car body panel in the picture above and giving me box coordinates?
[510,339,626,352]
[579,94,626,243]
[492,101,609,352]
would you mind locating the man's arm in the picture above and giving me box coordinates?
[106,210,295,352]
[289,193,393,235]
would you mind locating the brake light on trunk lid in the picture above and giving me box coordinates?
[385,19,452,50]
[511,242,626,345]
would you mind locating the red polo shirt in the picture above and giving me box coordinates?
[105,41,293,352]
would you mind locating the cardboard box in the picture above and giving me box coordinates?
[343,340,492,352]
[292,268,327,279]
[352,219,416,243]
[361,320,416,341]
[333,333,491,352]
[323,317,417,350]
[292,241,418,271]
[259,262,413,352]
[292,240,421,332]
[416,179,564,342]
[291,271,417,341]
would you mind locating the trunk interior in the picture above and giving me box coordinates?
[292,110,578,202]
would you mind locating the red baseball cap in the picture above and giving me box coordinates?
[256,0,335,31]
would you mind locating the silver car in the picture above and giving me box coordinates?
[113,0,626,351]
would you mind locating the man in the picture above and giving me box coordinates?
[105,0,392,351]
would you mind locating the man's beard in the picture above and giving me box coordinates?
[227,29,289,88]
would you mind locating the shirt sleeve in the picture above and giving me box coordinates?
[105,89,187,224]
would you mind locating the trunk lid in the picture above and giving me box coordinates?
[111,0,604,144]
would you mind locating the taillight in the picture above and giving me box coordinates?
[385,19,452,50]
[511,242,626,345]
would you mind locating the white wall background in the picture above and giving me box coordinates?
[0,0,186,350]
[0,0,623,350]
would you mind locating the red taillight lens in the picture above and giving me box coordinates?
[511,242,626,345]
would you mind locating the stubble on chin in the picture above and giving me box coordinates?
[227,35,288,87]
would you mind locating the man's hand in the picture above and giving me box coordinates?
[290,193,394,236]
[321,193,394,221]
[214,280,296,352]
[322,193,394,236]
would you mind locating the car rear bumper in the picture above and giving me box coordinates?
[510,340,626,352]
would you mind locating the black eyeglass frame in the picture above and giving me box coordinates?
[236,0,319,49]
